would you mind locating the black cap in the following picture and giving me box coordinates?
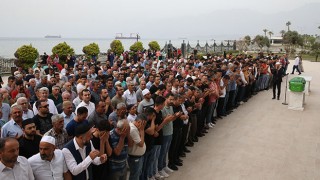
[74,123,93,137]
[22,118,35,129]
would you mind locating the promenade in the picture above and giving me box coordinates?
[169,60,320,180]
[1,60,319,179]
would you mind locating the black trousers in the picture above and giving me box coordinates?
[217,97,225,116]
[168,127,182,165]
[188,114,197,143]
[227,90,235,111]
[197,106,208,134]
[179,124,189,155]
[273,81,282,97]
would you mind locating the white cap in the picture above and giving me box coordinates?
[142,89,150,96]
[40,136,56,146]
[276,62,281,65]
[115,81,121,86]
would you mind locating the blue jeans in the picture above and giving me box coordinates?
[152,145,161,175]
[142,146,156,179]
[128,155,144,180]
[206,102,215,124]
[158,135,172,171]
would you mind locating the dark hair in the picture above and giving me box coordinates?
[82,89,91,94]
[165,92,174,98]
[96,120,113,131]
[15,79,23,86]
[8,76,15,81]
[80,75,87,79]
[22,118,35,129]
[77,106,88,115]
[155,96,166,106]
[144,107,156,116]
[135,114,147,122]
[0,138,17,151]
[35,100,47,109]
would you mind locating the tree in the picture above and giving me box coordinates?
[148,41,160,51]
[253,35,270,51]
[244,35,251,46]
[268,31,274,44]
[263,29,268,37]
[51,42,75,65]
[286,21,291,31]
[14,44,39,69]
[283,30,303,54]
[82,43,100,59]
[311,42,320,61]
[280,30,286,37]
[110,40,124,56]
[130,41,144,52]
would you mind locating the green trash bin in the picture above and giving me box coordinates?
[289,77,306,92]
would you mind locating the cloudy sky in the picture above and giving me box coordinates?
[1,0,319,39]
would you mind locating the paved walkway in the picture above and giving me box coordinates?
[169,60,320,180]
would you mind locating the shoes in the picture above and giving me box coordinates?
[202,130,208,134]
[193,137,198,142]
[291,73,294,74]
[179,152,186,157]
[148,176,155,180]
[277,97,280,100]
[159,170,169,178]
[168,164,178,171]
[207,123,214,128]
[184,147,191,153]
[185,142,194,147]
[164,166,174,173]
[216,116,222,119]
[175,161,183,166]
[209,122,215,127]
[204,126,209,130]
[239,101,244,105]
[298,73,301,75]
[272,97,275,100]
[155,172,164,179]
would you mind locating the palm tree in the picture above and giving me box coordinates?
[286,21,291,31]
[280,30,286,37]
[268,31,274,44]
[263,29,268,37]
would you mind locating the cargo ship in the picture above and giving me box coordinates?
[45,35,61,38]
[115,33,140,40]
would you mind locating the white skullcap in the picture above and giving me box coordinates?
[142,89,150,96]
[40,136,56,146]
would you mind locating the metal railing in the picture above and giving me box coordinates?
[0,58,16,75]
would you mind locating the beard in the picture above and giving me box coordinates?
[40,154,48,160]
[2,155,18,164]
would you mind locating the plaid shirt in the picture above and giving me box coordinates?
[44,128,70,149]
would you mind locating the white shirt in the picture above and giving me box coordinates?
[128,122,146,156]
[76,83,86,94]
[33,99,58,115]
[0,156,34,180]
[61,68,67,76]
[76,101,95,118]
[62,138,102,179]
[28,149,68,180]
[122,90,137,105]
[73,96,82,108]
[22,109,34,120]
[220,79,226,98]
[127,114,137,122]
[294,57,300,65]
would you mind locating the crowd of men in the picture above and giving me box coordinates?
[0,50,294,180]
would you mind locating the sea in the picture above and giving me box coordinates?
[0,37,220,58]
